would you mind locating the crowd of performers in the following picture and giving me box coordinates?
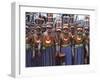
[26,13,89,67]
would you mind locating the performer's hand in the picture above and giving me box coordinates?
[59,53,65,57]
[42,46,45,50]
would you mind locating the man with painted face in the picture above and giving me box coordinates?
[74,25,85,64]
[42,24,55,66]
[60,24,72,65]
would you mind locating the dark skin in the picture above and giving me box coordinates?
[84,29,89,64]
[42,27,55,47]
[61,32,72,45]
[74,32,85,45]
[55,30,72,65]
[55,30,66,65]
[47,28,52,34]
[33,30,42,56]
[26,32,33,46]
[71,27,85,46]
[42,27,46,33]
[55,31,61,44]
[55,30,62,55]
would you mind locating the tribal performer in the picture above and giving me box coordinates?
[74,26,85,64]
[60,24,72,65]
[84,26,89,64]
[55,27,64,65]
[26,29,34,67]
[70,25,76,64]
[42,24,55,66]
[33,26,42,66]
